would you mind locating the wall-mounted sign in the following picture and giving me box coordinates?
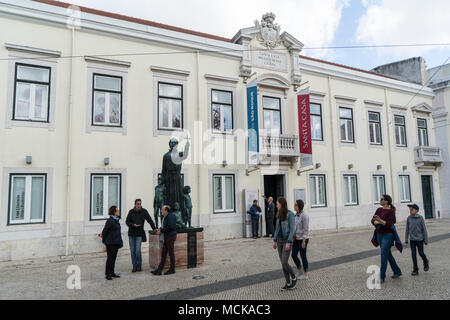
[298,88,313,168]
[247,86,259,166]
[294,188,306,203]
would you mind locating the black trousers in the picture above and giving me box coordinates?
[252,219,259,237]
[265,215,274,236]
[410,240,428,270]
[105,244,120,276]
[158,235,177,270]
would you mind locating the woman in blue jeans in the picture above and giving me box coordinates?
[371,194,402,283]
[292,200,309,279]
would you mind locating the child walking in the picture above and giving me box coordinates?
[405,204,430,276]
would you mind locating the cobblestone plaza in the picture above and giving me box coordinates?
[1,219,449,300]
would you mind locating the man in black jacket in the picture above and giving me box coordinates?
[264,196,275,237]
[151,205,177,275]
[125,199,156,272]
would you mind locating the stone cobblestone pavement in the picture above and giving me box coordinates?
[0,219,449,300]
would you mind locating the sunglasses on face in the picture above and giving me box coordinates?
[380,198,385,201]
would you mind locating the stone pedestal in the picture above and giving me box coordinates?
[148,228,204,269]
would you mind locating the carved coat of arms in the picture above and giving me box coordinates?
[254,12,281,49]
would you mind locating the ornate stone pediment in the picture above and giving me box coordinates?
[231,13,304,89]
[411,102,433,114]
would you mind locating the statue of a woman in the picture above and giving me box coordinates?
[161,137,190,214]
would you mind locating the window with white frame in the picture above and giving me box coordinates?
[13,64,50,122]
[213,174,235,213]
[417,118,429,147]
[263,96,282,135]
[92,74,122,126]
[398,175,411,202]
[394,115,407,147]
[368,111,382,145]
[90,174,121,220]
[158,82,183,130]
[8,174,46,224]
[211,89,233,133]
[309,174,327,207]
[343,174,358,205]
[339,107,354,143]
[310,103,323,141]
[372,175,386,204]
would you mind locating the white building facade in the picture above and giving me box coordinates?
[0,0,443,261]
[429,63,450,219]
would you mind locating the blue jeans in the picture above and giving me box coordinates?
[292,239,309,272]
[129,236,142,267]
[377,233,402,281]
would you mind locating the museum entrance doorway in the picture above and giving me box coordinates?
[263,174,285,236]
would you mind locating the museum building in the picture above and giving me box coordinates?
[0,0,445,261]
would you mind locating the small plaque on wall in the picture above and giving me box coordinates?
[294,188,306,203]
[251,49,288,72]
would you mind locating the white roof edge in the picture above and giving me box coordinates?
[299,57,434,97]
[0,0,244,58]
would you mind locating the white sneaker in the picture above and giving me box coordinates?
[297,274,308,280]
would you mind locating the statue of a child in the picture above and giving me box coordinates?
[183,186,193,228]
[172,202,187,229]
[153,176,165,228]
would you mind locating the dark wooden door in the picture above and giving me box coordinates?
[421,175,433,219]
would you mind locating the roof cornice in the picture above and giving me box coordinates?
[299,56,434,98]
[0,0,244,59]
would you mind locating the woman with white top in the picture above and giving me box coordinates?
[292,199,310,279]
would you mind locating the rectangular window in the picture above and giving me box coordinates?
[394,115,407,147]
[263,96,282,135]
[372,175,386,204]
[343,174,358,206]
[339,107,354,143]
[13,64,51,122]
[309,174,327,207]
[417,118,429,147]
[368,111,382,145]
[8,174,46,224]
[310,103,323,141]
[90,174,121,220]
[399,175,411,202]
[92,74,122,126]
[213,174,235,213]
[158,82,183,130]
[211,89,233,133]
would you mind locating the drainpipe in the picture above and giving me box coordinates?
[384,88,395,200]
[196,50,202,227]
[327,77,339,230]
[65,25,75,256]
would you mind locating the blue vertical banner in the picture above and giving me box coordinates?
[247,86,259,166]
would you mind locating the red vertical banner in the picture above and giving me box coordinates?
[297,88,313,167]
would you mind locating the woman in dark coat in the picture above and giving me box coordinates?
[102,206,123,280]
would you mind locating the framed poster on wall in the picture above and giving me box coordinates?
[243,189,259,238]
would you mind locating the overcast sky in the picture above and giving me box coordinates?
[60,0,449,71]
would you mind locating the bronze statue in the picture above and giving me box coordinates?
[153,176,165,228]
[183,186,193,228]
[172,202,187,229]
[161,137,190,215]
